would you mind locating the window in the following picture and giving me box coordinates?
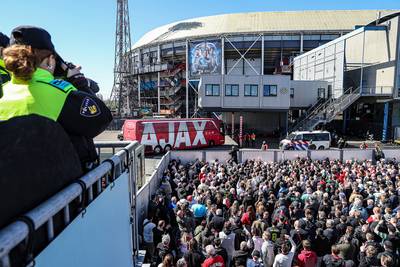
[244,84,258,96]
[205,84,220,96]
[263,85,277,96]
[225,84,239,96]
[318,88,325,99]
[290,88,294,98]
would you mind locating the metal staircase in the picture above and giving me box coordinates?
[290,87,362,132]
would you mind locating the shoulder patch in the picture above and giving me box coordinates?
[49,79,73,91]
[80,97,101,117]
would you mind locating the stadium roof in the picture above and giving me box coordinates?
[133,10,398,49]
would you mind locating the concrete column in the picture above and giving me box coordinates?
[261,35,265,75]
[231,112,235,138]
[221,37,225,75]
[300,33,304,53]
[157,72,161,114]
[138,75,141,107]
[157,45,161,63]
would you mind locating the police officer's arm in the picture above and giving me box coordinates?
[58,90,113,138]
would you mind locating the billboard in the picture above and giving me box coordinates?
[189,40,221,77]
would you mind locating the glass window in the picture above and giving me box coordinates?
[263,85,277,96]
[244,84,258,96]
[225,84,239,96]
[205,84,220,96]
[290,88,294,98]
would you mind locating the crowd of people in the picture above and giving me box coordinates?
[142,156,400,267]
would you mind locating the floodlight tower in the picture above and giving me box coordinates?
[110,0,134,117]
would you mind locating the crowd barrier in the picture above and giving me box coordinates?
[170,148,400,164]
[0,141,143,267]
[136,152,171,232]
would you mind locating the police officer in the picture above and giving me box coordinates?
[0,25,112,156]
[0,32,11,97]
[53,54,104,170]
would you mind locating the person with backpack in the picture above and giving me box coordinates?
[297,240,317,267]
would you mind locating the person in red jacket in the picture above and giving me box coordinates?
[297,240,317,267]
[202,245,225,267]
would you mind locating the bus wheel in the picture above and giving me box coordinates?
[154,145,162,154]
[209,140,215,147]
[164,145,172,152]
[309,144,316,150]
[287,146,294,150]
[318,146,325,150]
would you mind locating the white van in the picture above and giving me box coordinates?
[280,131,331,150]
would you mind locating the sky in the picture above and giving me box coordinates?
[1,0,399,99]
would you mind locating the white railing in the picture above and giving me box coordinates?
[0,141,144,267]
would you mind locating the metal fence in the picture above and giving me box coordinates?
[0,141,143,267]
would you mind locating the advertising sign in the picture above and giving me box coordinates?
[189,40,221,77]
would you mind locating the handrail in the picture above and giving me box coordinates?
[0,141,140,263]
[290,87,361,131]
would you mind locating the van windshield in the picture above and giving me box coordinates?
[287,133,296,140]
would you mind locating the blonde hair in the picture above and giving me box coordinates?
[3,44,52,81]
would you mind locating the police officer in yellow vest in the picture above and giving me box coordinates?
[0,26,112,147]
[0,32,11,97]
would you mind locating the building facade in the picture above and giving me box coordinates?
[293,12,400,140]
[130,10,399,137]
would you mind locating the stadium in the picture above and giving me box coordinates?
[129,9,400,140]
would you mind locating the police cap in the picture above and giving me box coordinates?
[0,32,9,48]
[10,26,55,52]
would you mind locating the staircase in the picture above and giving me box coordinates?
[290,87,362,132]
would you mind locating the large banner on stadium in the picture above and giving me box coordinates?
[189,40,222,77]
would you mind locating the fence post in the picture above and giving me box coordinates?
[340,149,344,162]
[202,151,206,162]
[239,150,243,163]
[307,150,312,159]
[273,151,278,162]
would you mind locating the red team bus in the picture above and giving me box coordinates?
[122,118,225,154]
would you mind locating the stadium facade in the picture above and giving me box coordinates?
[130,10,400,138]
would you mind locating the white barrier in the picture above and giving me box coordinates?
[277,150,308,161]
[136,152,170,230]
[342,149,374,161]
[35,173,133,267]
[309,150,341,161]
[382,149,400,160]
[170,150,203,164]
[166,148,400,165]
[205,151,231,163]
[241,150,275,162]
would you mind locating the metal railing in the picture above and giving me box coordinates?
[361,86,393,95]
[290,87,361,131]
[0,141,142,267]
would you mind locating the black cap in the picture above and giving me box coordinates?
[10,26,55,52]
[0,32,9,47]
